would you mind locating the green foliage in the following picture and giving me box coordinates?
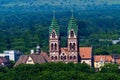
[0,10,120,55]
[100,63,120,73]
[0,63,120,80]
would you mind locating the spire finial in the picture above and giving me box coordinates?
[71,9,73,17]
[53,9,55,18]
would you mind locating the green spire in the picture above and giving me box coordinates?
[49,17,59,36]
[68,16,78,36]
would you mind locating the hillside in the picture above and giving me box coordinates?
[0,1,120,54]
[0,9,120,54]
[0,0,120,12]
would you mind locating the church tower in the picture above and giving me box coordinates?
[67,15,78,63]
[49,14,60,62]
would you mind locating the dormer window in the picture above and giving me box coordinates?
[70,30,74,37]
[52,32,55,38]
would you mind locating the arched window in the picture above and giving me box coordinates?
[70,43,72,50]
[51,43,53,50]
[55,43,57,50]
[61,56,66,60]
[61,56,63,60]
[73,43,75,50]
[55,56,57,60]
[52,32,55,38]
[74,56,76,59]
[70,56,72,59]
[70,30,74,37]
[64,56,66,60]
[51,56,54,60]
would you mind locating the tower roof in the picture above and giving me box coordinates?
[49,17,59,36]
[68,16,78,36]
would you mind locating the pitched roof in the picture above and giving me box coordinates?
[49,17,59,36]
[94,55,114,62]
[68,17,78,36]
[14,52,49,66]
[79,47,92,59]
[29,54,47,63]
[40,52,50,62]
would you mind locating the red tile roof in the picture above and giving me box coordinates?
[79,47,92,59]
[94,55,114,62]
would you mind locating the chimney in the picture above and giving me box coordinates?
[31,50,34,54]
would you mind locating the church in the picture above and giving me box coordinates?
[49,14,93,66]
[14,13,93,67]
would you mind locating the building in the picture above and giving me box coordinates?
[94,55,114,70]
[79,47,93,66]
[49,14,93,66]
[0,50,22,62]
[112,38,120,44]
[0,57,10,67]
[112,54,120,64]
[14,45,49,66]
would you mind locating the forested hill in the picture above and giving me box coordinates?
[0,0,120,12]
[0,9,120,54]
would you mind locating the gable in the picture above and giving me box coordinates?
[68,29,77,38]
[26,56,34,64]
[50,30,58,38]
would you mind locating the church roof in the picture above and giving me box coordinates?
[68,16,78,36]
[79,47,92,59]
[49,17,59,36]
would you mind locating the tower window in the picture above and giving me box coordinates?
[51,56,54,60]
[55,43,57,50]
[70,56,72,59]
[70,43,72,50]
[51,43,54,51]
[73,43,75,50]
[61,56,63,60]
[70,43,76,51]
[52,32,55,38]
[55,56,57,60]
[70,30,74,37]
[74,56,76,59]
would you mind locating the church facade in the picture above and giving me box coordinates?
[49,15,93,66]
